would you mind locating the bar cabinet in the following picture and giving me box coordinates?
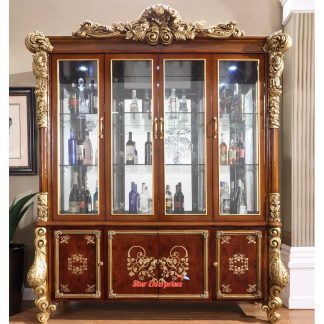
[25,4,291,323]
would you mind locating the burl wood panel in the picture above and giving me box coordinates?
[108,232,158,297]
[55,231,99,297]
[215,230,262,299]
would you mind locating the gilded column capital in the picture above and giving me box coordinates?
[263,31,292,128]
[25,31,53,128]
[269,193,281,223]
[37,192,48,222]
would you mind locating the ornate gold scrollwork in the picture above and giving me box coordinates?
[73,4,244,45]
[263,31,292,128]
[261,228,289,323]
[37,192,48,222]
[25,31,53,128]
[269,193,281,223]
[27,227,56,323]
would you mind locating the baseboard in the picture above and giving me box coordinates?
[23,287,34,300]
[281,244,314,309]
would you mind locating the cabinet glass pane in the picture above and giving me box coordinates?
[58,60,99,215]
[111,60,153,214]
[218,60,259,215]
[164,60,206,215]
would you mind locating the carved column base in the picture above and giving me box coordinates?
[261,286,283,323]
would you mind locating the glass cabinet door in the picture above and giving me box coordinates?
[111,60,154,215]
[58,59,100,215]
[218,60,259,215]
[163,60,207,215]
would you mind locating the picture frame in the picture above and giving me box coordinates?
[9,87,37,175]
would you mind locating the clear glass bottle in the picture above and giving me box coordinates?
[219,133,228,165]
[178,90,188,122]
[68,129,76,165]
[220,183,230,214]
[68,82,78,114]
[139,183,151,214]
[83,129,93,165]
[142,89,151,119]
[165,185,173,213]
[145,132,152,165]
[228,136,237,165]
[69,172,80,213]
[237,179,247,214]
[78,77,89,114]
[85,176,92,213]
[130,89,139,120]
[168,88,178,120]
[76,130,84,165]
[126,132,135,165]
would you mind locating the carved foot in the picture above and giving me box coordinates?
[261,286,283,323]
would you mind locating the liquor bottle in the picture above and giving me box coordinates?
[93,181,98,213]
[179,182,184,213]
[88,80,96,114]
[219,86,227,116]
[228,136,238,165]
[129,182,138,213]
[68,129,76,165]
[179,90,188,122]
[76,130,84,165]
[68,82,78,114]
[85,177,92,213]
[143,89,151,119]
[237,132,245,165]
[230,180,236,214]
[219,133,228,165]
[69,172,80,213]
[165,185,173,213]
[145,132,152,165]
[134,147,138,164]
[220,183,230,214]
[126,132,135,165]
[230,83,241,123]
[168,88,178,119]
[236,179,247,214]
[78,77,89,114]
[79,185,87,213]
[174,182,184,213]
[139,183,151,214]
[130,89,139,120]
[83,130,93,165]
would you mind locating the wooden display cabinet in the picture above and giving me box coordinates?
[25,4,291,323]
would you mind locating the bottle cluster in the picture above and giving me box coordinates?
[219,132,245,165]
[220,179,247,214]
[167,88,189,122]
[129,89,151,119]
[69,173,98,214]
[128,182,152,214]
[165,182,185,214]
[126,131,152,165]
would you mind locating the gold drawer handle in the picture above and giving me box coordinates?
[213,116,217,139]
[99,117,104,139]
[153,117,158,139]
[159,117,164,140]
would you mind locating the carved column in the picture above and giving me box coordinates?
[262,31,292,323]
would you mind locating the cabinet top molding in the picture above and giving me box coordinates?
[72,4,245,45]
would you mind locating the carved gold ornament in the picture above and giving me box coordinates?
[221,235,231,244]
[60,284,70,293]
[269,193,281,222]
[25,31,53,128]
[246,235,256,244]
[37,192,48,221]
[263,31,292,128]
[27,228,56,323]
[222,284,232,293]
[229,253,249,275]
[85,235,95,244]
[60,235,70,244]
[73,4,244,45]
[247,284,256,293]
[262,228,289,323]
[68,253,88,275]
[85,284,96,293]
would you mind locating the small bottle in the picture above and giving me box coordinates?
[88,80,96,114]
[76,130,84,165]
[69,172,80,213]
[174,182,184,213]
[165,185,173,213]
[237,132,245,165]
[228,137,237,165]
[219,133,227,165]
[145,132,152,165]
[178,90,188,122]
[130,89,139,120]
[85,177,92,213]
[78,77,89,114]
[83,130,93,165]
[143,89,151,119]
[68,82,78,114]
[126,132,135,165]
[93,181,99,213]
[129,182,138,213]
[237,179,247,214]
[168,88,178,119]
[220,183,230,214]
[68,129,76,165]
[79,185,87,213]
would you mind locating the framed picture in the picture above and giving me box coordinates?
[9,87,37,175]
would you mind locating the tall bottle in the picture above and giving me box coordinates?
[126,132,135,165]
[68,82,78,114]
[85,177,92,213]
[237,179,247,214]
[130,89,139,120]
[228,136,238,165]
[76,130,84,165]
[69,172,80,213]
[165,185,173,213]
[139,183,151,214]
[174,182,184,213]
[178,90,188,122]
[129,182,138,213]
[237,132,245,165]
[230,83,240,123]
[168,88,178,119]
[145,132,152,165]
[219,133,228,165]
[79,185,87,213]
[83,130,93,165]
[68,129,76,165]
[220,183,230,214]
[88,80,96,114]
[143,89,151,119]
[93,181,99,213]
[78,77,89,113]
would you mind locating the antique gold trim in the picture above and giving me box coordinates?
[261,228,289,323]
[269,193,281,223]
[73,4,244,45]
[37,192,48,222]
[25,31,53,128]
[216,230,262,299]
[54,230,101,299]
[263,31,292,128]
[27,227,56,323]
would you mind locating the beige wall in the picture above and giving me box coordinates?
[9,0,282,282]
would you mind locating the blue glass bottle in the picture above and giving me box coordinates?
[68,129,76,165]
[129,182,138,213]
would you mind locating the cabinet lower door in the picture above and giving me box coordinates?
[54,230,102,299]
[215,230,263,299]
[107,230,158,298]
[158,230,209,299]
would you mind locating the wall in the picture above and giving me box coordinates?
[9,0,282,282]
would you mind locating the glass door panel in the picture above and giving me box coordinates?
[163,60,206,215]
[111,60,154,215]
[218,60,259,215]
[58,60,99,215]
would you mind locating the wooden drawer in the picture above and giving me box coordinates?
[215,230,263,299]
[54,229,102,299]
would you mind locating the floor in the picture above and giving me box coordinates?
[10,301,314,324]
